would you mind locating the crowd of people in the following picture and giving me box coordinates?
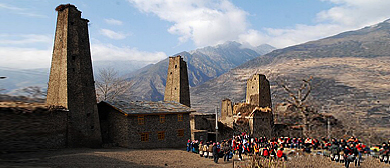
[187,133,390,168]
[186,139,233,164]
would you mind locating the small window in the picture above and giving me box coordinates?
[177,114,183,122]
[138,116,145,125]
[159,115,165,123]
[177,129,184,137]
[157,131,165,140]
[140,132,149,142]
[175,65,177,68]
[170,72,172,74]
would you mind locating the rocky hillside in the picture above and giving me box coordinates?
[127,41,275,101]
[190,19,390,135]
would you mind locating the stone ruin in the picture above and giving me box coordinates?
[220,74,274,138]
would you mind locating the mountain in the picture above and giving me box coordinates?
[0,68,49,95]
[0,60,150,94]
[190,19,390,135]
[127,41,275,101]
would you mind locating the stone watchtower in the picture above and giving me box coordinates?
[164,56,191,107]
[47,4,101,147]
[246,74,272,108]
[221,99,233,120]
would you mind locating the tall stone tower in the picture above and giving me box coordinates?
[221,99,233,120]
[47,4,101,147]
[246,74,272,108]
[164,56,191,107]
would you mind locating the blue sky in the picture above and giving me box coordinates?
[1,0,390,69]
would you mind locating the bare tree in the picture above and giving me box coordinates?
[17,86,47,99]
[95,67,132,102]
[277,76,313,137]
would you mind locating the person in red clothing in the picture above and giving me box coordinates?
[277,148,287,161]
[263,146,270,158]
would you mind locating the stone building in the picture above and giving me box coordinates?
[164,56,191,107]
[190,113,216,142]
[231,74,274,138]
[98,101,193,148]
[46,4,101,147]
[246,74,272,107]
[220,99,233,127]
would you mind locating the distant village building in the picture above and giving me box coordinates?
[98,55,194,148]
[98,101,194,148]
[220,98,233,127]
[246,74,272,107]
[46,4,102,147]
[227,74,274,138]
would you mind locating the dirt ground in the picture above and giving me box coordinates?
[233,152,389,168]
[2,148,389,168]
[0,148,232,168]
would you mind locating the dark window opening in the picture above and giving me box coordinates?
[72,68,75,72]
[175,65,177,68]
[174,87,176,90]
[72,56,76,60]
[170,72,172,74]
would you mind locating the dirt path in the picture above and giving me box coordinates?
[0,148,232,168]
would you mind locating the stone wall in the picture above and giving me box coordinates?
[99,104,191,149]
[164,56,191,107]
[127,113,191,148]
[221,99,233,120]
[190,113,216,132]
[245,74,272,108]
[252,112,274,138]
[0,107,68,151]
[47,4,101,148]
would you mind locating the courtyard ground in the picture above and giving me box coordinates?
[233,151,389,168]
[0,148,232,168]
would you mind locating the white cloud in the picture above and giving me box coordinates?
[0,34,52,45]
[129,0,390,49]
[104,18,123,25]
[0,33,166,69]
[99,29,129,40]
[0,34,52,69]
[0,3,47,18]
[0,47,52,69]
[128,0,248,47]
[238,0,390,48]
[91,43,167,63]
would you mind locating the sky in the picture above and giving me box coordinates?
[1,0,390,69]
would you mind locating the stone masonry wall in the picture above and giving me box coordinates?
[47,4,101,148]
[164,56,191,107]
[127,113,191,149]
[221,99,233,120]
[245,74,272,108]
[252,112,274,138]
[0,108,68,151]
[190,114,216,132]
